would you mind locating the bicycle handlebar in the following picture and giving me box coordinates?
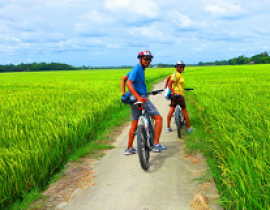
[147,89,164,95]
[172,88,194,98]
[147,88,193,95]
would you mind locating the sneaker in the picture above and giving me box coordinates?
[152,143,167,153]
[166,128,172,133]
[125,147,138,155]
[188,127,196,133]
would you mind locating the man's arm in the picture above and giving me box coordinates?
[127,80,148,103]
[121,75,128,94]
[164,75,172,88]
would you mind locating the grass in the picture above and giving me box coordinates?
[1,68,173,210]
[183,64,270,209]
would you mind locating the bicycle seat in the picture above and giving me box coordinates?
[133,101,144,107]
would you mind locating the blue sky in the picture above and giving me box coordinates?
[0,0,270,66]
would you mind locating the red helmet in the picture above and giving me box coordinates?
[137,50,154,59]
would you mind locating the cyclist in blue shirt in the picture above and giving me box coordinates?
[121,50,167,155]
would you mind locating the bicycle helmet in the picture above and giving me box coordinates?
[175,60,185,67]
[137,50,154,59]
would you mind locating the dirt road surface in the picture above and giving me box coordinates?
[55,80,223,210]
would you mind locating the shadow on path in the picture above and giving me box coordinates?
[147,140,182,173]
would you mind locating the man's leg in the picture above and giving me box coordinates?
[128,120,138,149]
[152,115,163,145]
[179,97,191,129]
[167,107,175,128]
[181,108,191,129]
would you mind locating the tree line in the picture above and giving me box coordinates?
[0,62,77,73]
[0,62,140,73]
[1,51,270,73]
[0,62,178,73]
[198,51,270,66]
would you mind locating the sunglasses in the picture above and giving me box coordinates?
[142,58,152,62]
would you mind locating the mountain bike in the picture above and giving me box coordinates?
[172,88,193,138]
[132,89,163,171]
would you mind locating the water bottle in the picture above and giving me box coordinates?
[145,117,150,139]
[145,117,150,129]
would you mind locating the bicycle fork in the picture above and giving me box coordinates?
[138,114,152,148]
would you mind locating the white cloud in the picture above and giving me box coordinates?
[193,44,208,51]
[205,2,245,18]
[130,23,175,45]
[104,0,130,11]
[134,1,159,18]
[104,0,159,19]
[74,22,107,36]
[74,10,112,36]
[11,37,20,42]
[82,10,112,24]
[171,11,195,28]
[106,44,121,48]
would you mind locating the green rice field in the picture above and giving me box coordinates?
[0,68,173,209]
[185,64,270,209]
[1,65,270,209]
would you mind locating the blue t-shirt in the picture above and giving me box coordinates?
[126,64,147,96]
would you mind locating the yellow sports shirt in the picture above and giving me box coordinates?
[171,71,184,95]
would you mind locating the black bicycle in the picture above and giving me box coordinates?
[172,88,193,138]
[132,89,163,171]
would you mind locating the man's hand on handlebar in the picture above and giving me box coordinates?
[137,96,148,104]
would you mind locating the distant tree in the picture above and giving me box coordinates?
[244,58,250,64]
[219,60,228,65]
[230,58,237,65]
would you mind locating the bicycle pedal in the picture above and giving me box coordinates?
[133,132,137,135]
[171,115,175,117]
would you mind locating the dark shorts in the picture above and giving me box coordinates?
[170,95,186,108]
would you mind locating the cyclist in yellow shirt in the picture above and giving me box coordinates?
[166,61,195,133]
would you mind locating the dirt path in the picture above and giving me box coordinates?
[44,80,223,210]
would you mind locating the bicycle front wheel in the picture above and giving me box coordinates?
[137,124,150,171]
[175,107,181,138]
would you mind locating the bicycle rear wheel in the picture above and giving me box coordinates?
[175,107,181,138]
[137,124,150,170]
[180,110,185,128]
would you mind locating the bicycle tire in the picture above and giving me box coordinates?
[175,106,181,138]
[180,110,185,128]
[148,118,155,146]
[137,124,150,170]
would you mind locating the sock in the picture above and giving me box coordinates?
[155,143,160,146]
